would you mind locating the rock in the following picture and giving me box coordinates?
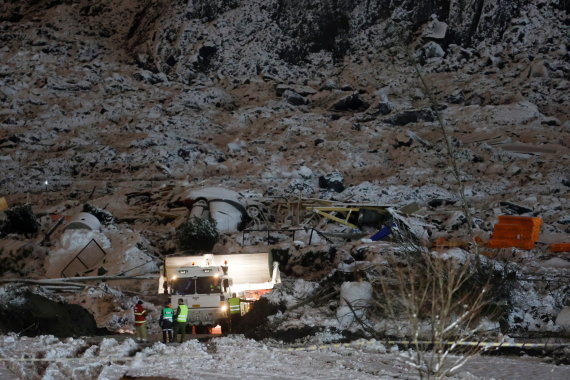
[319,171,345,193]
[330,93,369,112]
[78,42,100,63]
[393,132,413,148]
[195,44,217,72]
[428,199,457,208]
[422,16,448,39]
[527,60,548,78]
[499,201,533,215]
[419,41,445,59]
[133,70,167,84]
[275,84,317,96]
[506,165,522,177]
[385,109,435,126]
[447,90,464,104]
[227,141,243,154]
[444,211,466,230]
[282,89,308,106]
[374,101,393,115]
[297,166,313,179]
[555,306,570,330]
[321,79,338,90]
[541,117,561,126]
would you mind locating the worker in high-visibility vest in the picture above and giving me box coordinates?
[173,298,188,343]
[228,293,242,333]
[159,302,174,344]
[133,300,148,342]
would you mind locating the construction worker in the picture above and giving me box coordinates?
[209,277,221,293]
[173,298,188,343]
[159,302,174,344]
[133,300,148,342]
[228,293,241,333]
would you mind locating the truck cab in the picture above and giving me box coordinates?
[168,265,230,332]
[159,253,280,334]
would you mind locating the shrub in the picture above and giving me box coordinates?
[176,216,219,252]
[2,204,39,236]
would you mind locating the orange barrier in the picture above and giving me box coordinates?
[487,216,542,250]
[549,243,570,253]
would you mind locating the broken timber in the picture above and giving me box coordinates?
[306,203,391,230]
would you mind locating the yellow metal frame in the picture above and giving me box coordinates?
[306,204,391,230]
[308,207,361,229]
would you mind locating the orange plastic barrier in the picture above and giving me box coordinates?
[549,243,570,253]
[486,216,542,250]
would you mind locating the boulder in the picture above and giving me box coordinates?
[275,84,317,96]
[330,93,369,112]
[422,16,448,39]
[282,89,308,106]
[319,171,345,193]
[385,109,435,126]
[421,41,445,59]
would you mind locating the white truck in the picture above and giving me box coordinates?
[158,253,280,334]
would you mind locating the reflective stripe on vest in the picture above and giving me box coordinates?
[228,298,241,315]
[163,307,173,322]
[177,305,188,322]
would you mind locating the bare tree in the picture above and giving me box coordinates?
[364,247,492,379]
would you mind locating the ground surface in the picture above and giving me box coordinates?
[0,1,569,378]
[0,335,568,380]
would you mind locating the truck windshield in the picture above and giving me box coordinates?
[171,276,222,295]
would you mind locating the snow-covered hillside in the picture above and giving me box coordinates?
[0,1,569,377]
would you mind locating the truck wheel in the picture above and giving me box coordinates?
[195,325,209,334]
[220,320,230,335]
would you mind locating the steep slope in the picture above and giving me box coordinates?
[0,0,569,336]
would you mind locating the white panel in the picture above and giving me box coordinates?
[165,253,271,285]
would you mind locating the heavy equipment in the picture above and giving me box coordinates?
[158,253,280,333]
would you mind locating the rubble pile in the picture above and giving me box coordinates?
[0,0,568,339]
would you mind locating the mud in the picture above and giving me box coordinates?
[0,291,108,337]
[239,298,283,339]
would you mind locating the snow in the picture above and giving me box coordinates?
[555,307,570,330]
[337,281,373,329]
[1,334,568,380]
[0,0,569,377]
[265,279,320,308]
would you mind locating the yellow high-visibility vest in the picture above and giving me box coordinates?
[228,297,241,315]
[177,305,188,322]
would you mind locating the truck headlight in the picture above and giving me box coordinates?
[220,303,228,312]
